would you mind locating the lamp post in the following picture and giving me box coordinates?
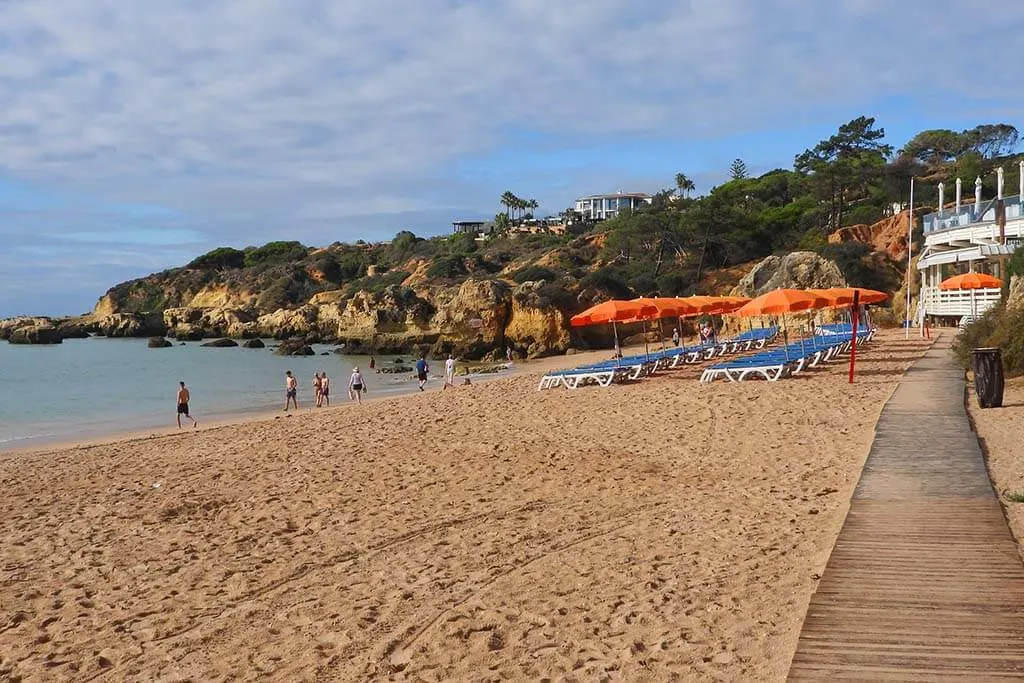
[905,177,914,339]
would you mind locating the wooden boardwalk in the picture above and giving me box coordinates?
[788,335,1024,680]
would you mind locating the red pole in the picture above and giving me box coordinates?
[848,290,861,383]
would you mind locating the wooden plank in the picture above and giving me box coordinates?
[788,334,1024,680]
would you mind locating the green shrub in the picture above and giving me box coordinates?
[580,268,632,298]
[447,232,479,255]
[243,241,309,268]
[518,282,576,311]
[816,242,898,291]
[953,303,1024,377]
[629,274,659,297]
[343,270,410,297]
[841,204,885,227]
[512,265,559,284]
[656,271,694,297]
[426,255,467,280]
[188,247,245,270]
[311,253,343,283]
[255,272,308,312]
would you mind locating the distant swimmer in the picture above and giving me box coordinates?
[444,353,456,390]
[284,370,298,411]
[321,372,330,407]
[415,355,429,391]
[176,381,197,429]
[349,367,365,404]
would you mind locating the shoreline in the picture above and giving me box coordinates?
[0,349,618,457]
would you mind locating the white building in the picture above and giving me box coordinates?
[574,192,652,221]
[916,162,1024,321]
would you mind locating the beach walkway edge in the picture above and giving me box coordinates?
[788,333,1024,680]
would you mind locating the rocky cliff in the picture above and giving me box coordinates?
[827,209,929,264]
[732,251,847,297]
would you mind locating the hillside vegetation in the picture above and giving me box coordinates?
[103,117,1022,317]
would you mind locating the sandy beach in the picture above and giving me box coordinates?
[969,375,1024,556]
[0,330,932,681]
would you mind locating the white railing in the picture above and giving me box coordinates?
[923,195,1023,234]
[920,286,1003,318]
[923,218,1024,250]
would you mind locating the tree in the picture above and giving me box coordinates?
[188,247,245,270]
[964,123,1019,159]
[794,116,893,231]
[493,213,511,234]
[729,158,748,180]
[499,191,515,219]
[527,198,539,218]
[675,173,695,198]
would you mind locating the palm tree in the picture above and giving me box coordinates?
[500,191,515,219]
[527,199,539,218]
[513,197,527,222]
[675,173,695,198]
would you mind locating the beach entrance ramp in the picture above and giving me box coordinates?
[788,335,1024,680]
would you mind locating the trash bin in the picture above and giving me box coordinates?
[971,347,1005,409]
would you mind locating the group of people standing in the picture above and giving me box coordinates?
[284,368,366,410]
[177,353,466,426]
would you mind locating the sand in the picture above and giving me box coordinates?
[968,374,1024,556]
[0,330,931,682]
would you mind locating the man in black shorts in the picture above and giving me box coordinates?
[177,381,197,428]
[415,355,429,391]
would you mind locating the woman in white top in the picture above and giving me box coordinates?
[443,354,456,389]
[348,367,365,403]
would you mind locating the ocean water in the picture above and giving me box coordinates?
[0,337,459,449]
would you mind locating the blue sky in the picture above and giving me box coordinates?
[2,0,1023,317]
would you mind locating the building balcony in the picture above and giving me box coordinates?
[920,286,1002,318]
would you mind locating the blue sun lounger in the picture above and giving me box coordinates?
[700,329,869,383]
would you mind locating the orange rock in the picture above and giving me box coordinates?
[827,209,924,263]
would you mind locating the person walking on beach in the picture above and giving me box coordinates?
[320,372,330,407]
[176,381,197,429]
[349,367,366,403]
[313,372,323,408]
[284,370,298,411]
[415,355,429,391]
[506,345,514,362]
[671,327,680,347]
[443,353,456,390]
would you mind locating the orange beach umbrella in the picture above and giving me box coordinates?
[570,299,657,327]
[628,297,685,320]
[939,273,1003,290]
[734,288,831,317]
[571,298,658,357]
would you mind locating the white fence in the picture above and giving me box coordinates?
[920,287,1002,318]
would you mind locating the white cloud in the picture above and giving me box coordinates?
[0,0,1022,314]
